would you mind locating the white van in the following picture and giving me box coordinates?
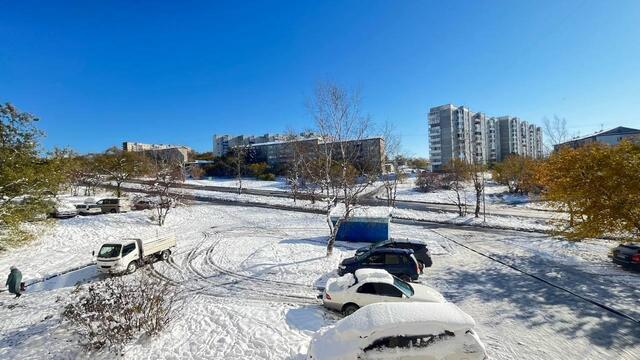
[95,234,176,274]
[96,198,132,214]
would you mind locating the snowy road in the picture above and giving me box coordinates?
[1,204,638,359]
[417,225,640,360]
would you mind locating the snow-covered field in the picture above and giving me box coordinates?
[393,177,552,209]
[2,203,639,359]
[186,177,288,192]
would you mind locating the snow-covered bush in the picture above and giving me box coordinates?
[62,270,177,353]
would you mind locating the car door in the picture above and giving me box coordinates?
[121,242,138,264]
[362,253,385,270]
[354,282,403,307]
[354,283,379,306]
[383,253,404,276]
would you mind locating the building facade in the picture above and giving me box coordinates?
[428,104,543,171]
[122,142,191,163]
[553,126,640,151]
[252,137,384,172]
[212,132,319,157]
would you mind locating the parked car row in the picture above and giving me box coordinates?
[312,238,487,359]
[339,238,432,282]
[49,197,163,219]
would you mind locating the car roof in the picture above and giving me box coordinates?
[354,269,394,285]
[388,238,427,245]
[101,238,138,246]
[369,247,413,255]
[344,302,475,332]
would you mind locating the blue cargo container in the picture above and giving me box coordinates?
[330,207,390,243]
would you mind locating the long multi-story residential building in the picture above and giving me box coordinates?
[212,132,319,157]
[122,141,191,163]
[428,104,543,171]
[212,134,384,172]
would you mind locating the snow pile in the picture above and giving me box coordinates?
[325,273,356,293]
[308,302,482,360]
[354,269,394,284]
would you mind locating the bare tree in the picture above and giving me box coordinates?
[445,159,470,217]
[307,82,376,256]
[285,132,304,204]
[542,115,569,152]
[380,121,403,207]
[228,144,252,195]
[144,158,184,226]
[469,162,485,218]
[97,147,149,197]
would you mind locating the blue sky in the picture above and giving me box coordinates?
[1,1,639,157]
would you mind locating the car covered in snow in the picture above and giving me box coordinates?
[338,247,420,281]
[322,269,445,316]
[611,243,640,271]
[307,302,487,360]
[355,238,433,271]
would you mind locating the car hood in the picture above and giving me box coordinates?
[411,283,447,303]
[341,256,359,266]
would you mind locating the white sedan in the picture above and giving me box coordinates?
[307,302,487,360]
[322,268,446,316]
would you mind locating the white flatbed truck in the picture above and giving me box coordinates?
[95,234,176,274]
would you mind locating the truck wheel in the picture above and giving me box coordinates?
[400,274,411,282]
[342,303,359,316]
[110,209,117,214]
[126,261,137,274]
[160,250,171,261]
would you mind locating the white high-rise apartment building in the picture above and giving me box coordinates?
[428,104,543,171]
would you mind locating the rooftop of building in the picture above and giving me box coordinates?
[560,126,640,144]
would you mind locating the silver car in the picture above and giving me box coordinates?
[75,204,102,215]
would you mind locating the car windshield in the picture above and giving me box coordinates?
[373,239,393,248]
[98,244,122,258]
[393,277,414,297]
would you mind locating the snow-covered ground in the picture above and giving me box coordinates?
[393,177,553,209]
[116,181,554,232]
[1,203,639,359]
[186,177,288,192]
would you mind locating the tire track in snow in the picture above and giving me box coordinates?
[150,230,318,305]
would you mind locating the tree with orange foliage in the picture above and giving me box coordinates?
[539,141,640,240]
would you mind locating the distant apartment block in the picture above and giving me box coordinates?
[212,133,384,172]
[553,126,640,151]
[250,137,385,172]
[122,141,191,163]
[212,132,318,157]
[428,104,543,171]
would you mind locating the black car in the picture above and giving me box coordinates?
[355,239,432,271]
[611,243,640,271]
[338,248,420,281]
